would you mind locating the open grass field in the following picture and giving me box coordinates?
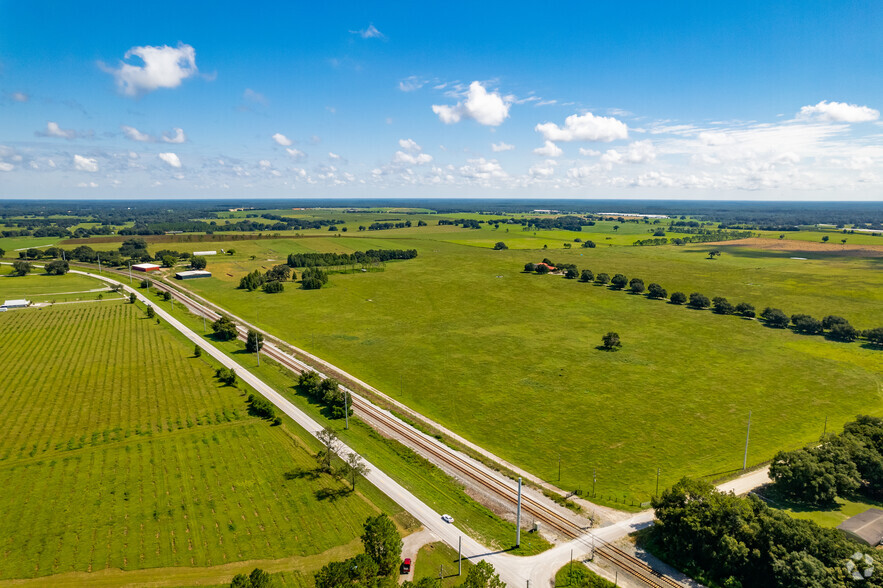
[0,266,108,301]
[168,224,883,507]
[0,302,402,582]
[762,491,883,529]
[22,213,883,508]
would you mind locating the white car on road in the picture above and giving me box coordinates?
[441,514,454,523]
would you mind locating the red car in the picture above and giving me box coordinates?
[401,558,412,574]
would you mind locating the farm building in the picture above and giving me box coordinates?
[837,508,883,546]
[535,262,556,271]
[2,299,30,309]
[175,270,212,280]
[192,250,217,256]
[132,263,161,272]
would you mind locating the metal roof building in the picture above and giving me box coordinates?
[132,263,161,272]
[175,270,212,280]
[2,299,30,309]
[837,508,883,546]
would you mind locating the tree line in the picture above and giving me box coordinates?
[522,260,883,347]
[296,372,353,420]
[770,415,883,505]
[647,477,883,588]
[286,249,418,268]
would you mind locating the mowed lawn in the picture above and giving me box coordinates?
[176,230,883,506]
[0,303,390,581]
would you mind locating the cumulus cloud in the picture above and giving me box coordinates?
[258,159,272,169]
[393,151,433,165]
[351,24,385,39]
[579,147,601,156]
[432,81,511,126]
[286,148,306,160]
[533,140,563,157]
[535,112,628,142]
[399,138,421,152]
[100,43,199,97]
[798,100,879,123]
[272,133,293,146]
[491,142,515,152]
[601,140,656,165]
[0,162,14,172]
[459,157,507,180]
[529,159,557,177]
[74,154,98,172]
[11,92,28,102]
[40,121,76,139]
[328,152,341,160]
[122,125,152,142]
[158,152,182,168]
[162,127,186,143]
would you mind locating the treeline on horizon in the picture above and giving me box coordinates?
[1,199,882,230]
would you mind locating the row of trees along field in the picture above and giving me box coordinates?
[646,477,883,588]
[523,259,883,345]
[6,259,69,276]
[296,372,353,419]
[313,513,504,588]
[13,238,212,269]
[770,415,883,505]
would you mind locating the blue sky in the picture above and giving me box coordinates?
[1,1,881,199]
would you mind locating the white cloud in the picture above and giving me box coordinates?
[398,76,425,92]
[601,140,656,165]
[42,121,76,139]
[0,162,14,172]
[351,24,385,39]
[286,148,306,160]
[74,154,98,172]
[798,100,879,123]
[579,148,601,156]
[77,181,99,188]
[158,152,182,168]
[459,157,507,180]
[491,142,515,152]
[536,112,628,142]
[328,152,341,160]
[529,160,558,177]
[11,92,28,102]
[272,133,292,146]
[432,81,511,126]
[162,127,186,143]
[393,151,433,165]
[533,140,562,157]
[258,160,271,168]
[122,125,152,142]
[399,138,421,152]
[100,43,198,97]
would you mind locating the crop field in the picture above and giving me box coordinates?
[158,218,883,506]
[0,303,396,581]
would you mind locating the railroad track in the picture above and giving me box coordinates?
[93,266,683,587]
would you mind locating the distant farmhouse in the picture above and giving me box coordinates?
[132,263,161,272]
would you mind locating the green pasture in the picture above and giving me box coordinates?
[0,267,107,299]
[0,235,61,253]
[765,492,883,529]
[755,229,883,246]
[0,303,400,581]
[170,231,883,507]
[554,562,615,588]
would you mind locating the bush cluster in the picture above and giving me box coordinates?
[297,372,353,419]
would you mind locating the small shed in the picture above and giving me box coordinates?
[838,508,883,546]
[175,270,212,280]
[132,263,161,272]
[2,299,30,309]
[192,250,217,256]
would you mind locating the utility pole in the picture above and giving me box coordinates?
[458,536,462,576]
[743,410,752,470]
[656,467,660,497]
[128,261,132,284]
[344,391,349,429]
[97,253,102,273]
[558,454,561,482]
[823,416,828,437]
[516,477,522,547]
